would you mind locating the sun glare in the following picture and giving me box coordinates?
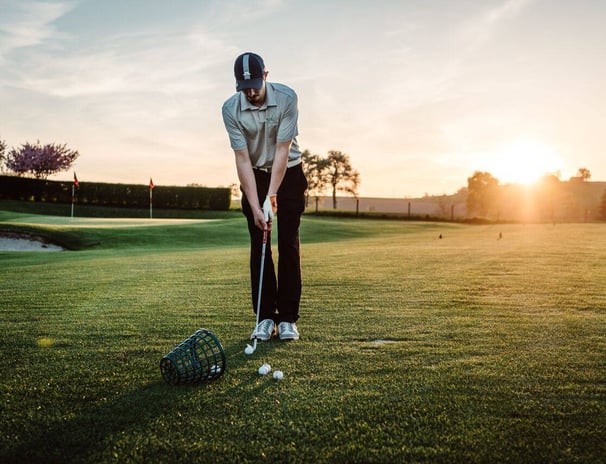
[485,138,562,185]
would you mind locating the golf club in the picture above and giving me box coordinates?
[246,224,268,354]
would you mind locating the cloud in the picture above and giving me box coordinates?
[0,0,75,62]
[207,0,285,25]
[8,27,234,98]
[457,0,535,55]
[0,1,247,99]
[0,2,238,186]
[485,0,534,25]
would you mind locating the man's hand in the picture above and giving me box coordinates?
[262,194,277,224]
[253,207,267,230]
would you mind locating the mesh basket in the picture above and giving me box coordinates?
[160,328,226,385]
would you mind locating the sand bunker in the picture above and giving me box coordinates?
[0,236,63,252]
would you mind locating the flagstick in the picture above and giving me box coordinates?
[149,187,153,219]
[71,184,75,221]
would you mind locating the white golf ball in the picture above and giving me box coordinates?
[210,365,221,374]
[273,370,283,380]
[258,363,271,375]
[245,345,254,355]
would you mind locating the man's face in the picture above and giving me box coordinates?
[242,74,267,106]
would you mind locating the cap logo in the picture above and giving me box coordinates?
[243,54,251,80]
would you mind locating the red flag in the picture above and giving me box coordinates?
[149,178,155,189]
[74,172,79,187]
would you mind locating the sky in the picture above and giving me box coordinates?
[1,0,605,198]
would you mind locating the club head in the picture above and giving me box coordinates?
[245,341,258,355]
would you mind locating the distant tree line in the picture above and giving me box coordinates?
[466,168,606,221]
[302,149,360,209]
[0,175,230,210]
[4,135,606,220]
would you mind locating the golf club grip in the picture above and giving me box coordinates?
[256,242,266,312]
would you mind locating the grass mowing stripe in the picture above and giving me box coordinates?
[1,217,605,462]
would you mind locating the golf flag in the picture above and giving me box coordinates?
[149,178,154,219]
[71,172,78,221]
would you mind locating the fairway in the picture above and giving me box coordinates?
[1,213,605,463]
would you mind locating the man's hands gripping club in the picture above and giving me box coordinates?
[261,194,277,229]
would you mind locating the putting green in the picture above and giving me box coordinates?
[4,216,213,228]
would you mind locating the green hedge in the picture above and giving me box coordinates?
[0,175,231,211]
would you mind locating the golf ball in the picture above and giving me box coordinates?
[210,365,221,374]
[245,345,254,355]
[258,363,271,375]
[273,370,283,380]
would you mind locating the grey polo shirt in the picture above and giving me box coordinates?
[222,82,302,170]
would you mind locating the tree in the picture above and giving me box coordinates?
[301,149,328,207]
[577,167,591,182]
[325,150,359,209]
[600,189,606,220]
[0,137,6,173]
[6,141,79,179]
[535,174,562,222]
[466,171,499,217]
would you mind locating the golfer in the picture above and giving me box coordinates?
[222,52,307,342]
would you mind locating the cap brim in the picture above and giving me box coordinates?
[236,77,264,92]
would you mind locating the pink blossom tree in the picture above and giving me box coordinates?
[0,138,6,172]
[6,141,79,179]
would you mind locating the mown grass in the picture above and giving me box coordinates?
[1,208,605,463]
[0,199,238,220]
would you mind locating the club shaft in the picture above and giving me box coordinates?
[252,226,268,351]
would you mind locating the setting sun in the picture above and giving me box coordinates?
[484,137,563,185]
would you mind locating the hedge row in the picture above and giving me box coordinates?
[0,175,231,211]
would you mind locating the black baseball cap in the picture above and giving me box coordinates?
[234,52,266,91]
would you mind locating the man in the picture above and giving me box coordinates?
[222,52,308,342]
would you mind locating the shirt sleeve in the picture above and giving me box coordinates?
[222,101,247,151]
[277,92,299,143]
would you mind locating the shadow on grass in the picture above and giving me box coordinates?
[3,339,282,463]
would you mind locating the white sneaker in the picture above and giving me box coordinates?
[278,322,299,341]
[250,319,275,341]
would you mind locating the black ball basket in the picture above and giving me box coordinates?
[160,328,226,385]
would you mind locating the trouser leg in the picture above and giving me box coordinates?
[241,164,307,323]
[276,164,307,323]
[241,171,277,321]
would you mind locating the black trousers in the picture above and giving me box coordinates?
[241,163,308,323]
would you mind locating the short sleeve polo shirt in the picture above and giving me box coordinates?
[222,82,302,170]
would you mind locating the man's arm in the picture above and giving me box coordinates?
[268,140,291,197]
[234,148,266,230]
[261,140,291,221]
